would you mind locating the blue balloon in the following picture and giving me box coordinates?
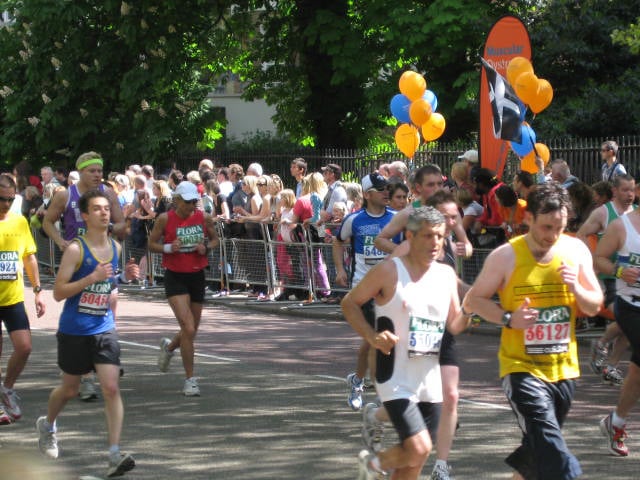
[517,99,527,123]
[423,90,438,112]
[510,124,536,157]
[390,94,411,124]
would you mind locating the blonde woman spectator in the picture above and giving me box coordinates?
[345,182,363,213]
[114,174,133,208]
[152,180,173,217]
[186,170,204,195]
[450,161,475,197]
[290,172,330,297]
[235,175,265,296]
[274,189,297,300]
[255,175,274,222]
[270,174,284,220]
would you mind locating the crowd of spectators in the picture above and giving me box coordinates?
[8,140,637,302]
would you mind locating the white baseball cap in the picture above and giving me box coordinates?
[458,149,478,163]
[173,181,200,201]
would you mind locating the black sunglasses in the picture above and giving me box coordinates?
[0,196,15,203]
[257,183,267,186]
[183,199,198,205]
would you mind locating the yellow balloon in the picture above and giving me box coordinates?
[421,113,446,142]
[520,143,550,173]
[395,124,420,158]
[529,79,554,114]
[514,71,540,106]
[506,57,534,86]
[409,98,433,126]
[399,71,427,102]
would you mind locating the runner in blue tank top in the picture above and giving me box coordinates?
[36,190,138,478]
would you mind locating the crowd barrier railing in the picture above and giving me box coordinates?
[32,223,496,304]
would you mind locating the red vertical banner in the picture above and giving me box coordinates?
[480,16,531,177]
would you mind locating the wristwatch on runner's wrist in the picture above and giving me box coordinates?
[501,311,512,329]
[33,285,42,294]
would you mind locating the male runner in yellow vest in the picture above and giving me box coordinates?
[464,182,602,480]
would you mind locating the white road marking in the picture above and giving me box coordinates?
[119,340,241,363]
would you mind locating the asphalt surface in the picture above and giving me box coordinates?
[0,284,636,479]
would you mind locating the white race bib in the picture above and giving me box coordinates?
[524,306,572,355]
[78,280,111,316]
[0,250,19,280]
[408,314,444,357]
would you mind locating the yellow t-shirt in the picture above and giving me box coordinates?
[498,234,580,382]
[0,213,37,306]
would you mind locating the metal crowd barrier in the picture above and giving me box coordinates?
[32,223,493,303]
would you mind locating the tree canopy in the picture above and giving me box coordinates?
[1,0,640,168]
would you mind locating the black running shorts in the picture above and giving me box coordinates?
[164,269,206,303]
[383,398,441,443]
[0,302,30,333]
[57,329,121,375]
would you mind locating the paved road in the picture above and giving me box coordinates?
[0,285,635,479]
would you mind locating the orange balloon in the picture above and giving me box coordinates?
[520,143,550,173]
[514,71,540,106]
[421,113,446,142]
[409,98,433,126]
[506,57,534,86]
[395,124,420,158]
[529,79,554,114]
[399,71,427,102]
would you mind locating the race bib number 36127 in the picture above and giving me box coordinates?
[524,306,572,355]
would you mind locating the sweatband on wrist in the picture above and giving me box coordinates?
[615,266,624,279]
[163,243,173,254]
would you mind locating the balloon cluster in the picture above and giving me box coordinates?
[390,71,446,158]
[506,57,553,173]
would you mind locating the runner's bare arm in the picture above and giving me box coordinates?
[53,241,111,301]
[42,188,69,250]
[147,213,169,254]
[576,205,605,244]
[452,212,473,258]
[341,261,398,354]
[106,188,127,240]
[594,219,624,276]
[374,208,410,254]
[23,253,45,317]
[463,244,513,325]
[562,241,603,317]
[332,237,348,286]
[446,269,469,335]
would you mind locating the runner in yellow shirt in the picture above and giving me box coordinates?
[464,182,602,480]
[0,173,45,424]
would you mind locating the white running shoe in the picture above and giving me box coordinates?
[158,337,174,373]
[183,377,201,397]
[347,373,364,411]
[1,386,21,420]
[107,452,136,477]
[362,403,384,453]
[36,416,58,459]
[357,449,387,479]
[431,462,452,480]
[79,377,98,401]
[0,404,12,425]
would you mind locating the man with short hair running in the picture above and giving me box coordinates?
[334,173,400,412]
[0,173,45,424]
[43,152,127,401]
[578,174,636,386]
[343,206,470,480]
[594,203,640,456]
[464,182,602,480]
[36,190,138,477]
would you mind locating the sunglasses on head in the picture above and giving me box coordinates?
[367,186,386,192]
[0,196,15,203]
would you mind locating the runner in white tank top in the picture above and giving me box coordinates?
[342,206,470,480]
